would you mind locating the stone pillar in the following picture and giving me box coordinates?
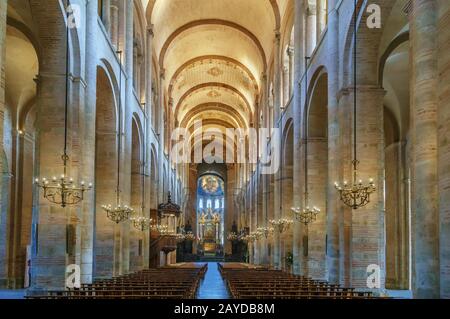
[287,46,294,99]
[349,87,386,290]
[316,0,327,40]
[158,69,165,205]
[292,0,306,276]
[29,1,73,291]
[306,5,317,56]
[438,0,450,299]
[326,0,340,284]
[0,0,7,289]
[273,31,282,123]
[145,25,154,129]
[102,0,111,35]
[110,5,119,48]
[81,0,98,284]
[410,0,439,299]
[121,0,134,275]
[282,66,289,107]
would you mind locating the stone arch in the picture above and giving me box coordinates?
[94,66,119,279]
[159,19,267,70]
[305,70,328,280]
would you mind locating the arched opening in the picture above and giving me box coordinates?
[196,173,225,256]
[94,66,118,279]
[129,117,143,272]
[306,71,328,280]
[281,120,294,272]
[382,38,411,291]
[1,23,39,288]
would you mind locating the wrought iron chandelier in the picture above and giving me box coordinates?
[36,2,92,207]
[291,57,321,225]
[130,110,151,232]
[131,215,153,232]
[335,0,376,210]
[256,226,274,239]
[227,232,239,241]
[269,218,294,234]
[102,51,134,223]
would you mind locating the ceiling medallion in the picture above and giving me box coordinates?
[207,67,223,77]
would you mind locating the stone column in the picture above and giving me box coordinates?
[349,86,386,290]
[29,1,75,291]
[121,0,134,275]
[306,5,317,56]
[273,31,282,123]
[287,46,294,99]
[110,5,119,48]
[282,66,289,107]
[145,25,154,129]
[326,0,340,284]
[158,69,165,205]
[410,0,439,299]
[102,0,111,35]
[316,0,326,40]
[438,0,450,299]
[292,0,306,276]
[0,0,7,289]
[81,0,98,284]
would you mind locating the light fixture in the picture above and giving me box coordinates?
[335,0,376,209]
[269,218,294,234]
[227,232,239,241]
[184,232,196,241]
[102,50,134,223]
[131,215,152,232]
[256,226,274,239]
[291,57,321,224]
[36,0,92,208]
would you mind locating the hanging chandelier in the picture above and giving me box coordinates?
[291,206,320,226]
[226,232,239,241]
[36,2,92,207]
[269,218,294,234]
[102,50,133,223]
[335,0,376,210]
[256,226,274,239]
[291,57,321,225]
[131,215,152,231]
[184,232,196,241]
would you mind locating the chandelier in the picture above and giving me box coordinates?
[242,233,258,243]
[291,206,320,226]
[256,226,274,239]
[36,4,92,207]
[130,215,152,231]
[102,51,133,223]
[269,218,294,234]
[290,56,321,226]
[156,224,169,235]
[335,0,376,210]
[227,232,239,241]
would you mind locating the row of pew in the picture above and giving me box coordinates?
[218,264,373,299]
[27,264,207,299]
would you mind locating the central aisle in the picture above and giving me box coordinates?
[196,262,231,299]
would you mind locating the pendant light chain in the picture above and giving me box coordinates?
[35,0,93,207]
[334,0,376,210]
